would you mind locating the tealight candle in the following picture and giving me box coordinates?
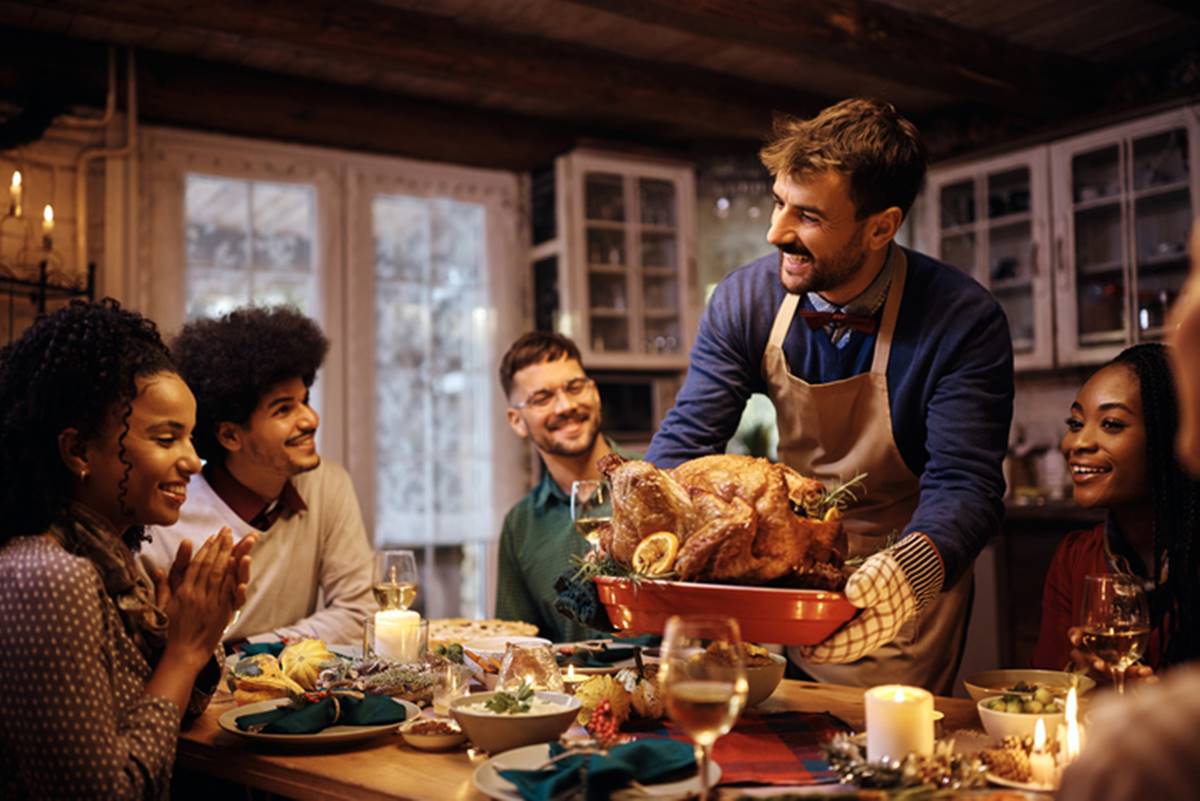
[1029,718,1056,787]
[562,664,588,691]
[864,684,934,762]
[374,608,421,662]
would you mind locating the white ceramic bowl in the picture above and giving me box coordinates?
[745,653,787,707]
[449,691,580,754]
[963,669,1095,703]
[398,717,467,751]
[977,696,1065,743]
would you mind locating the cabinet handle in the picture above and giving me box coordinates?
[1029,240,1039,278]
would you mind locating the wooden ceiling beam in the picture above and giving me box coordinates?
[565,0,1098,117]
[1,0,838,141]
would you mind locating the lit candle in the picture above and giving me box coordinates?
[562,663,588,691]
[42,204,54,234]
[864,684,934,762]
[1029,717,1056,787]
[1063,686,1081,761]
[374,608,421,662]
[9,171,21,216]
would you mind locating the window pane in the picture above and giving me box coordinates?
[184,174,318,320]
[373,194,492,546]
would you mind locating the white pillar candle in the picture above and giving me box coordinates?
[374,609,421,662]
[1029,717,1056,786]
[864,684,934,762]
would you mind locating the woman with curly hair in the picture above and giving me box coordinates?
[1033,342,1200,679]
[0,299,254,800]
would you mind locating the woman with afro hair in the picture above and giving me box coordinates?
[1033,342,1200,681]
[0,299,254,800]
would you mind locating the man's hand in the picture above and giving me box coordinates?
[795,548,918,663]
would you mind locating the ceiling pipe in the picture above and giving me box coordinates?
[74,48,136,275]
[58,46,117,129]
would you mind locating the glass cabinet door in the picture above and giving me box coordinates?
[986,167,1036,352]
[583,171,630,353]
[1070,144,1127,345]
[931,155,1049,368]
[1131,128,1191,339]
[639,177,682,355]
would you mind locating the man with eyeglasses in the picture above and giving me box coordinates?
[494,331,619,642]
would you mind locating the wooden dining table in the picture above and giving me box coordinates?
[176,680,980,801]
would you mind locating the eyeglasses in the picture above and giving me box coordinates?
[511,376,595,410]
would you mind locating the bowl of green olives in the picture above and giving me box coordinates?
[963,669,1095,703]
[977,692,1066,743]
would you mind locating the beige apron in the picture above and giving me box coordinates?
[768,249,972,695]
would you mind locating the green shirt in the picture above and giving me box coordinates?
[495,443,631,643]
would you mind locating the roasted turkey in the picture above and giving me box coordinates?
[597,453,846,585]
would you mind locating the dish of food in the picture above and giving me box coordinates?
[217,697,420,744]
[399,717,467,751]
[473,743,721,801]
[962,669,1095,703]
[316,656,435,705]
[554,640,640,674]
[427,618,539,650]
[977,696,1065,743]
[594,576,855,644]
[450,691,581,753]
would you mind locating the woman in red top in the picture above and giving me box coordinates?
[1033,343,1200,678]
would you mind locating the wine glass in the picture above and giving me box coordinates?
[373,550,419,611]
[659,614,748,801]
[1079,573,1150,694]
[570,479,612,550]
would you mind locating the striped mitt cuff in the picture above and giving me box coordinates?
[889,533,945,614]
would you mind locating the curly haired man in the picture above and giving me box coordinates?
[143,306,373,646]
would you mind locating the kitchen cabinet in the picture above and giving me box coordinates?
[922,147,1054,370]
[1051,107,1198,365]
[531,149,696,370]
[921,105,1199,369]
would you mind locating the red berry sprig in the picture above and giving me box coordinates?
[586,699,619,744]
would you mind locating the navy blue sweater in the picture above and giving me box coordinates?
[646,247,1014,584]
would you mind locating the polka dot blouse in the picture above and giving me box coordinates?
[0,535,182,800]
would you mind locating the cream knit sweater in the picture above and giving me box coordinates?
[142,460,374,644]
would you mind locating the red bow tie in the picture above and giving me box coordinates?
[796,309,879,335]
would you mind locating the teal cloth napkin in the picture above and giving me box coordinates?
[499,739,696,801]
[235,694,407,734]
[238,642,286,658]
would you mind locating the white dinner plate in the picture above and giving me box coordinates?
[218,696,420,744]
[473,742,721,800]
[986,771,1057,793]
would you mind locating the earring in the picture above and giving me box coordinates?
[79,468,89,482]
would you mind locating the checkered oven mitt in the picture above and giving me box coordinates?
[795,534,944,664]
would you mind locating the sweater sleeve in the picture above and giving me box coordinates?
[1032,529,1093,670]
[646,274,762,467]
[904,301,1013,586]
[0,549,181,800]
[272,465,374,644]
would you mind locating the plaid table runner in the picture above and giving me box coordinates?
[633,711,853,785]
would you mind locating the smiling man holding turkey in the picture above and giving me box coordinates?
[646,98,1015,694]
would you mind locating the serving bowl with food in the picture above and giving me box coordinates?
[449,684,581,754]
[977,692,1066,743]
[399,717,468,751]
[581,455,860,644]
[962,669,1095,703]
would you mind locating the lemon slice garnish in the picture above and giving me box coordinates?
[631,531,679,576]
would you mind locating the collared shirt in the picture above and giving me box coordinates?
[495,440,628,643]
[204,461,307,530]
[805,243,896,348]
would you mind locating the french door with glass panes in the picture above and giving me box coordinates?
[140,128,523,620]
[922,147,1054,370]
[1050,107,1199,365]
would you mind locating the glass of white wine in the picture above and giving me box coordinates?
[570,479,612,550]
[373,549,419,611]
[1079,573,1150,694]
[659,614,748,801]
